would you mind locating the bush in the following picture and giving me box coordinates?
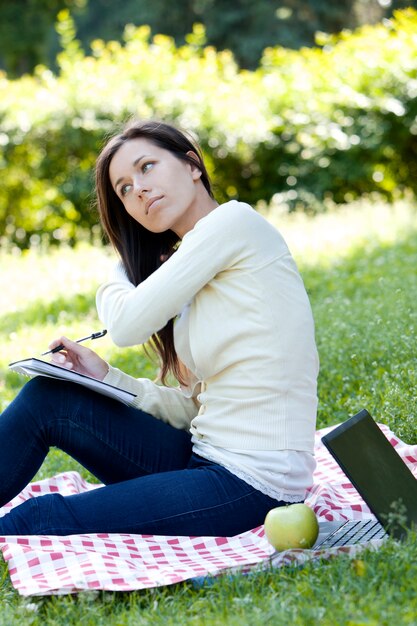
[255,9,417,210]
[0,9,416,248]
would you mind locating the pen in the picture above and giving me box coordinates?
[41,330,108,356]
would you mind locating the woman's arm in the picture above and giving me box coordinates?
[104,365,200,429]
[96,202,251,347]
[47,338,199,429]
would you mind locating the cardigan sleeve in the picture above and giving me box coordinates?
[103,365,200,429]
[96,202,251,347]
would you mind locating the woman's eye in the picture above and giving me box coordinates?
[120,183,132,197]
[142,162,154,174]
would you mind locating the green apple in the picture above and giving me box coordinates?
[264,503,319,551]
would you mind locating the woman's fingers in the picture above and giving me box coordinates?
[51,353,74,369]
[47,335,109,380]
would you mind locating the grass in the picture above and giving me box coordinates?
[0,199,416,624]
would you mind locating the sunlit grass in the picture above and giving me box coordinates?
[0,199,416,622]
[1,199,416,430]
[263,196,417,266]
[0,242,157,414]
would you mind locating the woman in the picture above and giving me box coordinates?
[0,120,319,536]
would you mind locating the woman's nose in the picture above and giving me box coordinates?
[133,177,148,195]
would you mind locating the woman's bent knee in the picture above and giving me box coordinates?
[15,377,90,417]
[0,498,40,535]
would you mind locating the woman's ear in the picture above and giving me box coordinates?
[186,151,203,181]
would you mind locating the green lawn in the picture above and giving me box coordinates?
[0,200,416,624]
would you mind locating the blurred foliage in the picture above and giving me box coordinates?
[0,9,417,248]
[1,0,416,74]
[0,0,86,76]
[69,0,393,71]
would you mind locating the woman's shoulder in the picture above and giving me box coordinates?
[209,200,258,222]
[210,201,287,247]
[192,200,275,236]
[179,200,289,266]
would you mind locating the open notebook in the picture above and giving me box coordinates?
[9,358,136,406]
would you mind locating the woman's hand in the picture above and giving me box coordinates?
[48,336,109,381]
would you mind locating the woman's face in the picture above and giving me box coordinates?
[109,138,202,237]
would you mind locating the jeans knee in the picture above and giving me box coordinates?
[17,377,75,416]
[4,377,72,437]
[0,497,40,535]
[23,376,61,398]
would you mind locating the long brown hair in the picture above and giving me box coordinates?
[95,120,214,384]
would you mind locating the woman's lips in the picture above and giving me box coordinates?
[145,196,163,215]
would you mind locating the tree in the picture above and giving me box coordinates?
[72,0,417,68]
[0,0,85,75]
[1,0,416,75]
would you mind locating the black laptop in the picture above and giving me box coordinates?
[312,408,417,548]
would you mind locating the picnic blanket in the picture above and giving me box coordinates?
[1,423,416,596]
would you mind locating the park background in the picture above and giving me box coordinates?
[0,1,417,624]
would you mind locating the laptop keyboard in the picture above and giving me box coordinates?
[316,519,387,548]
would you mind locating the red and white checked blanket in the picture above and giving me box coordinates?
[1,423,416,596]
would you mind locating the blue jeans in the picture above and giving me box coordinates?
[0,377,288,536]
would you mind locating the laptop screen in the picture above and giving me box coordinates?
[322,409,417,539]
